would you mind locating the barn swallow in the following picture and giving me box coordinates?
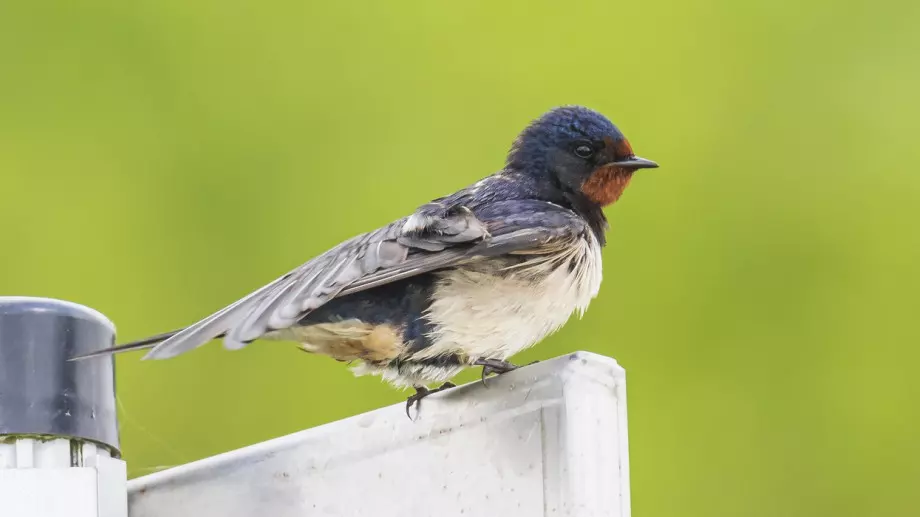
[73,105,658,417]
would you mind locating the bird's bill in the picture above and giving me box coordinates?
[612,156,658,169]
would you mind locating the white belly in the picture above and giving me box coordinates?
[413,233,603,362]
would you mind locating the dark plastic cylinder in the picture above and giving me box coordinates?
[0,297,120,455]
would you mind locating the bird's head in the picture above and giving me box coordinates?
[506,105,658,207]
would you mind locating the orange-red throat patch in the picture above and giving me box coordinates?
[580,165,634,206]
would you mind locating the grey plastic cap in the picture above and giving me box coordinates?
[0,297,120,455]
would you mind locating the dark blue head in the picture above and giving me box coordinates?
[506,106,658,206]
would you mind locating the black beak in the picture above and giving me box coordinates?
[612,155,659,169]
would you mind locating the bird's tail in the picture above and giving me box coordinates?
[69,329,188,360]
[70,269,294,361]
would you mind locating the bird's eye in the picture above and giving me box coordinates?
[574,143,594,159]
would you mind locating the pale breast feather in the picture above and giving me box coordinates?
[413,228,603,362]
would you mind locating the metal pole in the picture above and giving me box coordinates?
[0,297,127,517]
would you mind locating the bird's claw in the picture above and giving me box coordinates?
[405,382,456,420]
[475,358,539,387]
[405,386,429,419]
[480,365,499,386]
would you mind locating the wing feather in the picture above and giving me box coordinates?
[125,200,589,361]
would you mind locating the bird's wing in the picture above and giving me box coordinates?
[88,200,590,361]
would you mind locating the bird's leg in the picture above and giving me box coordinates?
[475,358,542,387]
[475,358,520,387]
[476,357,518,375]
[405,382,456,420]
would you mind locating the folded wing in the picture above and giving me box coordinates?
[131,200,590,360]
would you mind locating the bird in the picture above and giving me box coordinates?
[72,105,658,417]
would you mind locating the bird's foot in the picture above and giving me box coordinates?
[476,358,518,379]
[405,382,456,420]
[474,358,539,387]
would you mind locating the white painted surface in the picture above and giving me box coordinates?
[0,438,127,517]
[128,351,630,517]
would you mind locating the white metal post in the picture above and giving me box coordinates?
[127,351,630,517]
[0,297,127,517]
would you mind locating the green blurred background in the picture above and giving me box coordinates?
[2,0,919,515]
